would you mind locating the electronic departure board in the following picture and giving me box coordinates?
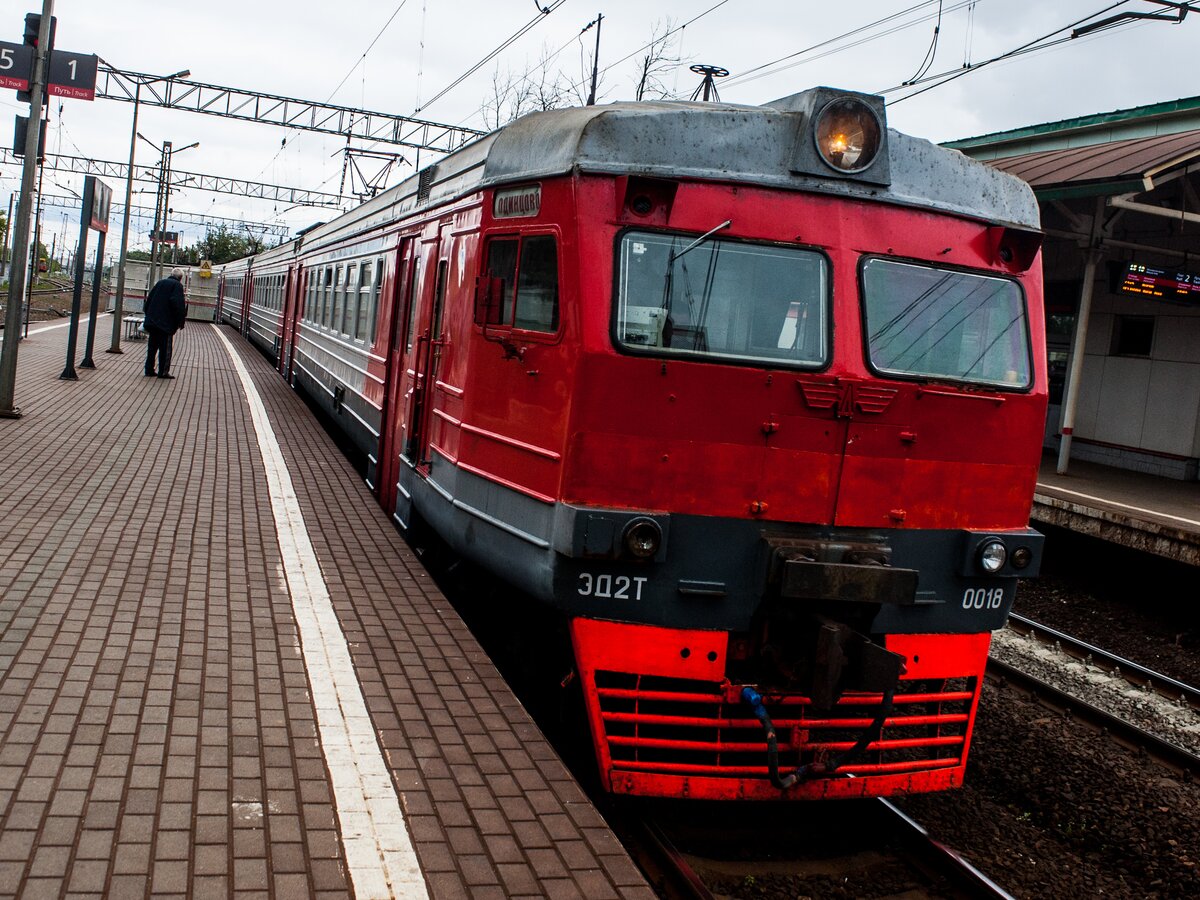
[1119,262,1200,302]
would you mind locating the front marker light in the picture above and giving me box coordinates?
[978,539,1007,574]
[814,97,883,173]
[623,518,662,560]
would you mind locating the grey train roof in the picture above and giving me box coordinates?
[295,89,1039,257]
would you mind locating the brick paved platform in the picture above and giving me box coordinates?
[0,322,653,898]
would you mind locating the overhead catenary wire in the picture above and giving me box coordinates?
[415,0,568,113]
[720,0,978,91]
[553,0,733,104]
[883,1,1139,103]
[903,0,943,85]
[254,0,412,184]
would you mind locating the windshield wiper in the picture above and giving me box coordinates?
[669,219,732,262]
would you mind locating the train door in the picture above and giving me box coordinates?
[240,275,252,337]
[406,225,450,472]
[377,238,418,512]
[280,266,304,380]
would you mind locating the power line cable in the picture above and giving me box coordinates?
[883,1,1137,103]
[903,0,943,85]
[724,1,940,87]
[416,0,567,114]
[254,0,412,183]
[721,0,978,90]
[554,0,733,102]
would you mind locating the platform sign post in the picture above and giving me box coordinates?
[0,0,54,418]
[79,176,111,368]
[60,174,97,380]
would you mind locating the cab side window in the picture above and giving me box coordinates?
[482,235,559,334]
[515,236,558,332]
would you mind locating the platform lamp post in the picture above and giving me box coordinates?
[140,138,197,291]
[154,141,197,287]
[106,68,189,355]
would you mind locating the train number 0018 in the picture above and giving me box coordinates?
[961,587,1005,610]
[577,573,648,601]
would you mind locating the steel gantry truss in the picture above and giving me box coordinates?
[97,66,486,154]
[0,148,347,210]
[34,193,293,240]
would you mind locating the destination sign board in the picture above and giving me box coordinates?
[1119,262,1200,303]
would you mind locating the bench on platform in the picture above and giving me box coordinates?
[123,316,145,340]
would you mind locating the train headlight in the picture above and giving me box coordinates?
[623,518,662,560]
[977,539,1008,574]
[815,98,882,173]
[1011,547,1033,570]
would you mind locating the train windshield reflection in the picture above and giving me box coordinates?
[863,258,1031,389]
[615,231,828,367]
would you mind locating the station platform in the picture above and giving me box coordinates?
[0,323,653,898]
[1034,454,1200,566]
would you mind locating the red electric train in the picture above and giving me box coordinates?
[218,86,1047,801]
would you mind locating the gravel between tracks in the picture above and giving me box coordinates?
[893,574,1200,899]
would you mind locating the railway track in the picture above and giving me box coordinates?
[991,615,1200,777]
[1007,611,1200,711]
[612,798,1014,899]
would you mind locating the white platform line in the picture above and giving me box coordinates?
[0,312,110,340]
[213,324,428,900]
[1036,483,1200,528]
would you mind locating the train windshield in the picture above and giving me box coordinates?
[615,231,828,367]
[862,258,1031,389]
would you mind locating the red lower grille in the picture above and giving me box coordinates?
[570,619,991,799]
[595,671,974,778]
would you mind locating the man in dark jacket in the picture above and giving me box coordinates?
[143,268,188,379]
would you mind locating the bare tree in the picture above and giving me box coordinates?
[480,45,573,130]
[480,66,533,131]
[634,18,689,101]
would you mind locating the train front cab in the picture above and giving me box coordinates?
[562,101,1046,801]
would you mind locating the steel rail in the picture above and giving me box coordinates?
[631,818,716,900]
[987,656,1200,776]
[876,798,1016,899]
[1007,612,1200,710]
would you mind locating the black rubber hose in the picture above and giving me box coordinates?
[742,685,897,790]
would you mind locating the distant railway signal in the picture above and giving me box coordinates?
[16,12,54,103]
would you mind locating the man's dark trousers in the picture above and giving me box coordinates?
[145,326,174,376]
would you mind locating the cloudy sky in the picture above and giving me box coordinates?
[4,0,1199,263]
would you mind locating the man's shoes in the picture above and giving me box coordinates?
[157,373,175,380]
[144,371,154,376]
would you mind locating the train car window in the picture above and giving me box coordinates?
[341,264,358,336]
[514,236,559,333]
[862,258,1030,388]
[356,261,372,341]
[333,266,347,333]
[322,267,334,327]
[369,259,383,345]
[485,239,519,323]
[615,230,828,367]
